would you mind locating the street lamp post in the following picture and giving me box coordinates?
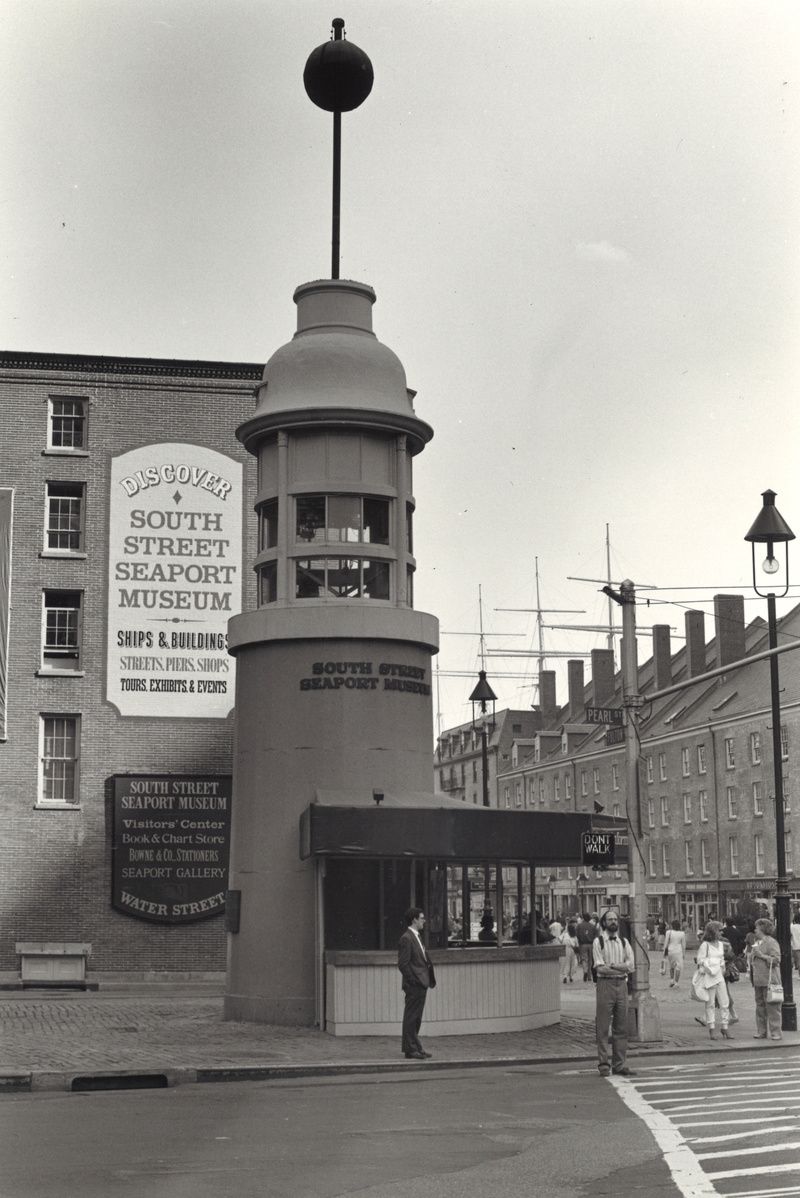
[469,669,498,808]
[745,488,797,1032]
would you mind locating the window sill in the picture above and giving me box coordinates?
[34,803,82,811]
[42,448,89,457]
[39,551,87,560]
[36,669,85,678]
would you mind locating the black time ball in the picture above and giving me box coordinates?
[303,38,374,112]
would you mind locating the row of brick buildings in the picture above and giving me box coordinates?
[434,594,800,928]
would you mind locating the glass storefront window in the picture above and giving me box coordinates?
[258,561,277,605]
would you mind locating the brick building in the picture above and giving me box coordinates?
[434,709,541,806]
[436,595,800,929]
[0,350,261,981]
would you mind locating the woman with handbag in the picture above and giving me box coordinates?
[751,917,782,1040]
[695,921,733,1040]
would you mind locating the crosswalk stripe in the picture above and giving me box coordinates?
[695,1139,800,1161]
[689,1124,797,1144]
[676,1117,800,1128]
[729,1188,800,1197]
[707,1161,800,1182]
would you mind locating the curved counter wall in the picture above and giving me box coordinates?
[324,945,563,1036]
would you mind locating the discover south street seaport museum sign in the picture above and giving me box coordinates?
[106,443,243,718]
[112,775,231,923]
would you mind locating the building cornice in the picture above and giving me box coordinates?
[0,350,263,381]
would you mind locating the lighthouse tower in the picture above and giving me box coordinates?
[224,275,438,1023]
[223,22,439,1024]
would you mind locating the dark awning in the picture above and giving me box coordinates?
[300,804,628,865]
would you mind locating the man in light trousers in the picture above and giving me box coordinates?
[593,911,635,1076]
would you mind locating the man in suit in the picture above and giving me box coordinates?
[397,907,436,1059]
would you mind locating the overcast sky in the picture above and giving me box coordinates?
[3,0,799,733]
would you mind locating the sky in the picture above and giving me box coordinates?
[3,0,800,734]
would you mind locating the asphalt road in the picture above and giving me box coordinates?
[0,1062,682,1198]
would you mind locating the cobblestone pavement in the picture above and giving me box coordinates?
[2,969,797,1087]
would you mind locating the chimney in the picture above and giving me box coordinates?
[685,610,706,677]
[567,659,585,722]
[539,670,557,727]
[591,649,615,707]
[714,593,746,668]
[652,625,672,691]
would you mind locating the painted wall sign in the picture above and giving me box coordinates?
[298,660,431,696]
[112,774,231,923]
[106,443,242,717]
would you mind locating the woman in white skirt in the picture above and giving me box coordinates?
[663,919,686,986]
[560,921,579,983]
[696,921,733,1040]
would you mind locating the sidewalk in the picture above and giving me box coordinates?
[2,969,797,1093]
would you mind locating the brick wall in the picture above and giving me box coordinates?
[0,357,261,973]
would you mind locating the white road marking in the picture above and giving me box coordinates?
[707,1162,800,1182]
[609,1076,719,1197]
[689,1125,797,1143]
[695,1140,800,1161]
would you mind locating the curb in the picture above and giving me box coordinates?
[2,1038,797,1094]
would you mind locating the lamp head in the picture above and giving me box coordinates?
[745,490,794,593]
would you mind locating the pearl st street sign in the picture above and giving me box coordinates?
[585,706,623,726]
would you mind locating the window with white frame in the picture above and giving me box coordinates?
[473,761,478,783]
[684,841,694,875]
[661,844,670,876]
[539,779,545,805]
[750,731,762,765]
[697,744,707,774]
[612,802,621,818]
[729,836,739,875]
[699,789,708,822]
[565,773,573,801]
[48,397,87,450]
[41,591,82,671]
[701,839,710,875]
[753,781,763,816]
[659,753,667,781]
[727,786,738,819]
[754,833,764,875]
[554,776,561,802]
[45,482,85,552]
[515,781,522,807]
[39,715,80,805]
[784,784,791,815]
[646,755,654,784]
[781,724,789,761]
[611,763,619,791]
[724,737,735,769]
[785,831,793,874]
[682,793,692,823]
[660,795,669,826]
[593,768,600,795]
[581,770,588,797]
[681,747,690,777]
[648,844,657,877]
[503,786,510,808]
[647,797,655,828]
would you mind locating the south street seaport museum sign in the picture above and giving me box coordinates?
[112,775,231,923]
[106,443,243,718]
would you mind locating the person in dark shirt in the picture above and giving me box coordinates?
[575,912,597,981]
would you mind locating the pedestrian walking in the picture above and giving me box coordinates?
[695,921,733,1040]
[592,910,635,1077]
[560,921,579,983]
[791,913,800,977]
[397,908,436,1059]
[663,919,686,986]
[575,911,597,981]
[751,917,782,1041]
